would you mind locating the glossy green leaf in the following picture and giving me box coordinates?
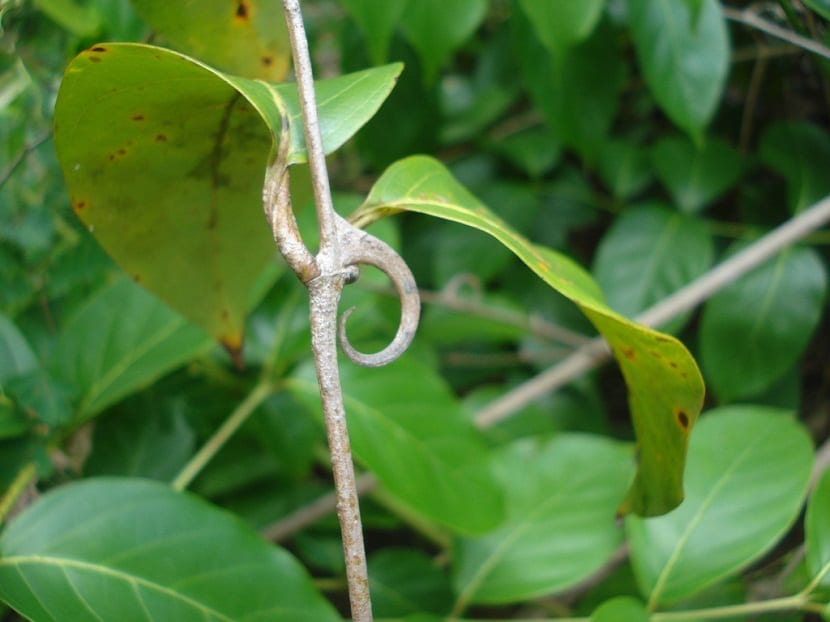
[0,314,37,384]
[514,13,623,162]
[368,548,454,617]
[652,135,742,213]
[54,43,401,352]
[592,597,650,622]
[598,140,653,201]
[290,353,504,535]
[700,246,827,402]
[627,406,814,606]
[804,0,830,20]
[593,204,714,333]
[518,0,605,56]
[52,278,212,422]
[131,0,291,80]
[806,470,830,587]
[760,121,830,214]
[352,155,705,516]
[400,0,487,84]
[628,0,729,140]
[453,435,633,605]
[341,0,408,65]
[0,478,341,621]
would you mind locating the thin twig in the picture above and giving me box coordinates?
[0,463,36,525]
[724,6,830,61]
[0,130,51,189]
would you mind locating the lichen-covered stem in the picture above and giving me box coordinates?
[307,276,373,622]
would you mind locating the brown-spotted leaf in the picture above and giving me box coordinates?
[351,155,705,517]
[53,43,401,355]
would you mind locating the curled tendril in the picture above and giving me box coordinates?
[336,216,420,367]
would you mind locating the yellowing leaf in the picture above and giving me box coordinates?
[351,155,705,516]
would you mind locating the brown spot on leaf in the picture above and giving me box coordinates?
[655,335,671,343]
[235,0,250,20]
[621,347,636,361]
[675,409,690,431]
[108,154,115,161]
[262,56,273,67]
[89,56,101,63]
[132,273,142,283]
[73,200,87,211]
[221,337,245,371]
[650,350,662,359]
[132,114,144,121]
[91,46,107,52]
[669,361,678,369]
[155,133,168,142]
[117,148,127,155]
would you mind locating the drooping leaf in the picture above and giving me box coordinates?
[400,0,487,84]
[593,204,714,333]
[131,0,291,80]
[807,470,830,587]
[352,156,705,517]
[627,406,814,606]
[54,43,402,352]
[290,353,504,535]
[341,0,408,65]
[700,246,827,403]
[628,0,729,140]
[652,134,742,213]
[759,121,830,214]
[452,435,633,606]
[52,278,212,422]
[368,548,454,617]
[592,597,650,622]
[0,478,342,621]
[0,314,37,384]
[514,13,623,162]
[518,0,605,56]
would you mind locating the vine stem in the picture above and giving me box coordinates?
[281,1,374,619]
[723,6,830,61]
[0,463,36,525]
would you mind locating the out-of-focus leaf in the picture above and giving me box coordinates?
[0,315,37,384]
[598,139,653,200]
[627,406,813,606]
[85,406,195,480]
[368,548,454,617]
[593,204,714,333]
[34,0,101,36]
[491,127,561,179]
[352,155,705,517]
[290,354,504,535]
[131,0,291,80]
[400,0,487,84]
[0,478,342,621]
[518,0,605,56]
[52,278,212,422]
[4,371,74,429]
[592,597,650,622]
[514,14,623,163]
[54,43,401,352]
[700,246,827,402]
[803,0,830,21]
[453,435,633,605]
[806,471,830,587]
[341,0,408,65]
[628,0,729,140]
[0,396,28,440]
[652,134,742,213]
[760,121,830,214]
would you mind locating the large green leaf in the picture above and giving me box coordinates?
[700,246,827,402]
[651,134,742,213]
[351,156,705,516]
[628,0,729,140]
[131,0,291,80]
[54,43,402,353]
[593,204,714,333]
[400,0,487,84]
[806,470,830,587]
[452,435,633,607]
[340,0,408,65]
[518,0,605,56]
[368,548,454,617]
[627,406,814,607]
[0,478,341,621]
[290,354,504,535]
[52,278,212,422]
[0,314,37,384]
